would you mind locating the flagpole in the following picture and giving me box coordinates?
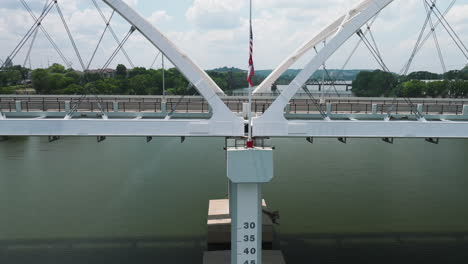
[247,0,253,147]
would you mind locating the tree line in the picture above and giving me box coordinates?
[1,63,262,95]
[1,62,467,98]
[352,67,468,98]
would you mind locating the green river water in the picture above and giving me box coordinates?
[1,137,467,263]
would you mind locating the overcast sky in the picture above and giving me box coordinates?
[0,0,467,73]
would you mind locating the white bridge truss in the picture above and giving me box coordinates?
[1,0,468,139]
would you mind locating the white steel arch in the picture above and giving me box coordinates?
[252,0,396,136]
[253,0,390,95]
[103,0,240,124]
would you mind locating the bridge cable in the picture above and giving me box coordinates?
[417,1,456,56]
[91,0,135,68]
[149,52,162,69]
[401,1,434,75]
[423,0,467,59]
[357,30,390,72]
[90,26,136,117]
[301,85,328,120]
[322,68,340,97]
[68,26,135,119]
[86,10,115,70]
[320,14,380,97]
[399,0,456,75]
[23,0,49,69]
[425,0,467,53]
[400,0,461,75]
[55,3,86,71]
[358,29,424,119]
[1,0,55,69]
[390,1,459,119]
[2,0,53,68]
[19,0,72,68]
[312,46,340,98]
[166,83,196,119]
[339,15,380,77]
[424,0,447,74]
[100,26,135,71]
[23,28,39,68]
[367,28,383,61]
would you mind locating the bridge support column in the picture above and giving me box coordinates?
[227,147,273,264]
[113,102,119,112]
[463,105,468,116]
[161,99,167,114]
[372,104,377,114]
[417,104,423,114]
[242,103,250,118]
[326,103,332,116]
[15,101,22,112]
[64,101,71,113]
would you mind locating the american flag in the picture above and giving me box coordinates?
[247,14,255,87]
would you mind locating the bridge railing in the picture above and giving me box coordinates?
[287,101,466,115]
[1,97,467,116]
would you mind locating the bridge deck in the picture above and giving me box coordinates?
[1,96,467,138]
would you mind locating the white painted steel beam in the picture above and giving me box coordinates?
[0,119,244,137]
[102,0,242,125]
[253,0,386,94]
[253,120,468,138]
[1,118,468,138]
[255,0,393,120]
[253,0,395,137]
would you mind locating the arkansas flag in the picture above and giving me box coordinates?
[247,21,255,87]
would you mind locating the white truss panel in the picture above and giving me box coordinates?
[253,120,468,138]
[0,119,244,137]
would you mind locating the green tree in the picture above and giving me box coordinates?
[31,69,50,94]
[444,70,461,80]
[399,80,426,97]
[460,66,468,80]
[448,80,468,98]
[116,64,127,78]
[128,67,147,78]
[48,63,66,74]
[128,74,153,95]
[425,81,448,98]
[207,71,228,91]
[352,70,397,97]
[65,71,81,84]
[48,73,74,92]
[87,78,119,94]
[57,84,85,94]
[5,70,22,86]
[407,71,440,80]
[0,72,6,87]
[0,87,15,94]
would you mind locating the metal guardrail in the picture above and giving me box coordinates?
[1,97,466,115]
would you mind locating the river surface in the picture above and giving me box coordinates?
[1,137,468,263]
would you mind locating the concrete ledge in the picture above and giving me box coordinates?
[203,250,286,264]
